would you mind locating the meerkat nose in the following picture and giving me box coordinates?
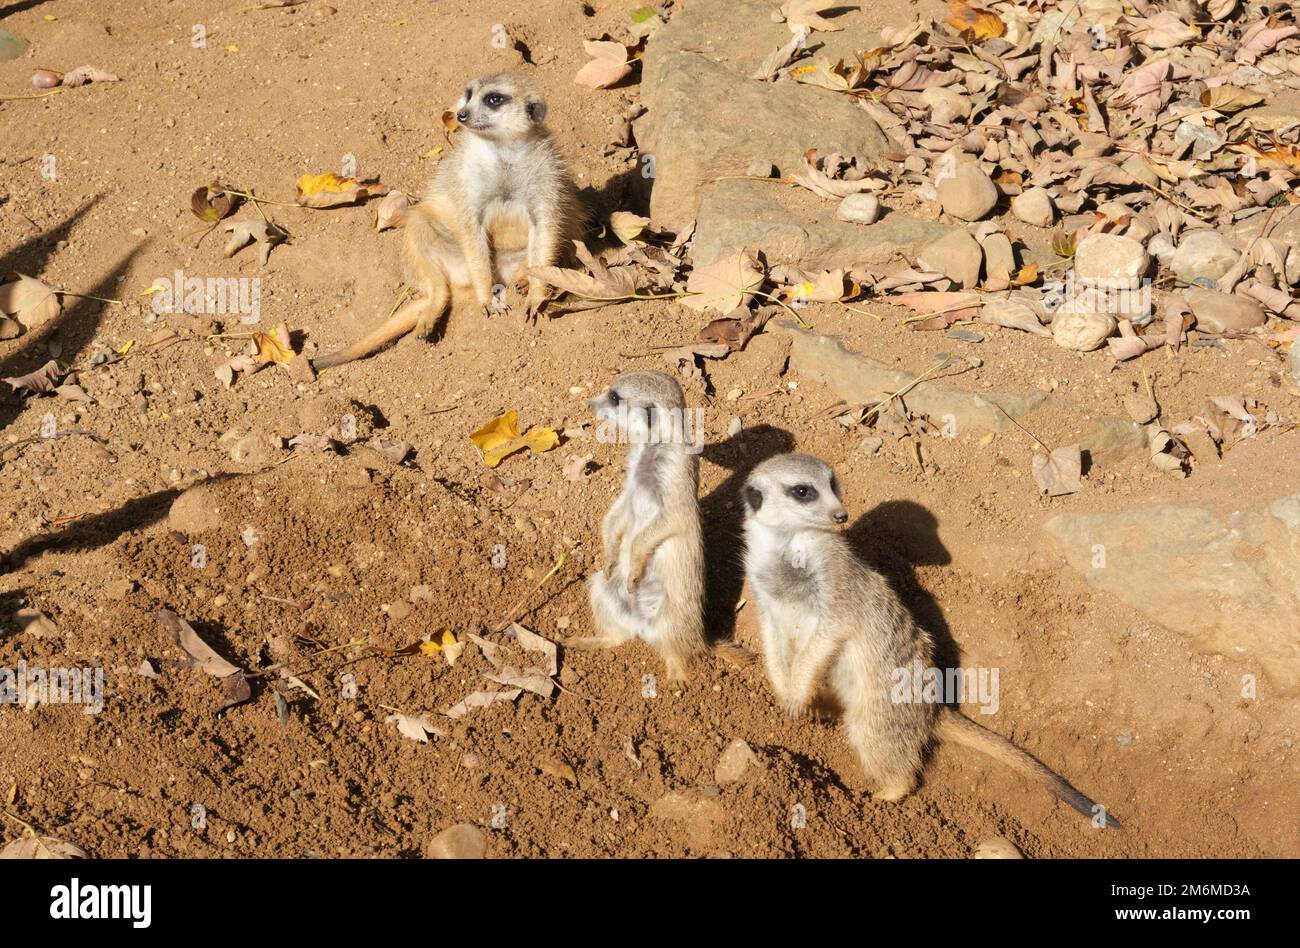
[832,511,848,524]
[456,109,470,123]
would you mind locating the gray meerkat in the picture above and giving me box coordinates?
[565,371,710,683]
[313,71,581,369]
[742,452,1119,828]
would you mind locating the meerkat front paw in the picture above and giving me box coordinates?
[481,298,511,319]
[781,698,809,720]
[415,310,438,339]
[524,279,549,321]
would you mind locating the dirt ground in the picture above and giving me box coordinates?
[1,0,1297,859]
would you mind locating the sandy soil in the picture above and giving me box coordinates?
[1,0,1296,858]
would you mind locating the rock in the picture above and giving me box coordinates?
[1079,417,1146,462]
[745,159,777,178]
[537,755,578,784]
[836,193,880,225]
[1186,289,1266,333]
[1045,495,1300,691]
[774,322,1048,434]
[636,0,893,229]
[386,600,411,622]
[1171,230,1240,283]
[979,232,1016,284]
[694,179,950,270]
[650,790,725,848]
[1147,233,1176,267]
[1052,311,1116,351]
[1123,389,1158,424]
[1011,186,1054,226]
[858,435,884,455]
[426,824,486,859]
[1072,233,1149,287]
[715,739,761,784]
[936,163,998,221]
[973,837,1024,859]
[168,485,223,534]
[1290,339,1300,386]
[918,230,983,289]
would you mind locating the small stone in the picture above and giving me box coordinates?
[408,584,433,603]
[858,435,884,456]
[1073,233,1149,287]
[1123,389,1158,424]
[386,601,411,622]
[1011,186,1054,226]
[427,824,486,859]
[1186,289,1266,333]
[726,387,743,401]
[973,837,1024,859]
[727,416,742,438]
[1116,730,1134,747]
[979,232,1015,284]
[1171,230,1240,283]
[1289,339,1300,385]
[715,739,761,784]
[745,159,777,178]
[537,755,577,784]
[836,192,880,225]
[936,163,998,221]
[1052,312,1116,351]
[918,229,983,289]
[1147,233,1176,267]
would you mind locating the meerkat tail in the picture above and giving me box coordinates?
[311,296,434,370]
[938,710,1121,830]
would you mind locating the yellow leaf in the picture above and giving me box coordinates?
[420,147,443,159]
[141,284,165,297]
[469,410,560,468]
[294,173,389,208]
[117,339,134,355]
[944,0,1004,41]
[226,44,239,53]
[252,323,295,364]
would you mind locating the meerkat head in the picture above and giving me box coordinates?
[589,371,686,445]
[453,72,548,141]
[743,453,848,532]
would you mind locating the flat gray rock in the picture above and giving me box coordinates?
[1045,496,1300,691]
[694,180,951,270]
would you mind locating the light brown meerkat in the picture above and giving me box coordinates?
[741,453,1120,829]
[564,371,710,684]
[313,72,581,369]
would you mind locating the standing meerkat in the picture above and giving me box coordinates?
[742,453,1119,828]
[313,72,581,369]
[565,371,709,683]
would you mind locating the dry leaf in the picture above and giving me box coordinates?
[386,713,445,743]
[3,359,63,395]
[190,185,238,223]
[1031,444,1082,497]
[373,190,409,232]
[0,836,88,859]
[60,65,118,87]
[156,609,241,678]
[469,410,560,468]
[944,0,1004,42]
[445,688,521,719]
[574,40,631,89]
[294,173,389,208]
[222,220,286,265]
[0,273,62,329]
[780,0,844,33]
[682,250,764,314]
[251,323,295,364]
[529,241,640,302]
[608,211,651,245]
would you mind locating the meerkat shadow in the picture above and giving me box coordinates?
[698,424,797,645]
[845,500,962,674]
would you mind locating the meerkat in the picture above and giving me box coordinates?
[742,453,1119,828]
[564,371,710,683]
[313,72,581,369]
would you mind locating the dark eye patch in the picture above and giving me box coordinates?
[829,473,840,497]
[484,92,509,108]
[608,389,621,405]
[788,484,818,503]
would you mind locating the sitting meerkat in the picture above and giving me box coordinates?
[313,72,581,369]
[565,371,709,684]
[742,453,1119,828]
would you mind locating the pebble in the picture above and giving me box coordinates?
[1290,338,1300,385]
[1052,311,1116,351]
[1186,289,1266,332]
[858,436,884,456]
[979,232,1015,284]
[1171,230,1240,284]
[936,163,998,221]
[427,824,486,859]
[1011,186,1054,226]
[1073,233,1149,286]
[1123,389,1159,424]
[715,739,761,784]
[727,416,742,438]
[746,159,777,178]
[1147,233,1176,267]
[973,837,1025,859]
[945,328,984,343]
[836,192,881,225]
[980,299,1050,336]
[386,601,411,622]
[918,229,983,289]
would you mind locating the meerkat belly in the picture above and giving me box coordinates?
[484,201,531,284]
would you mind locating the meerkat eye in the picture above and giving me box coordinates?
[789,484,818,503]
[484,92,508,108]
[608,390,621,406]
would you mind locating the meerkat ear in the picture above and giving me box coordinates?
[525,97,548,125]
[744,486,763,513]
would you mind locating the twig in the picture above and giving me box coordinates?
[988,400,1053,453]
[492,551,568,633]
[859,354,953,424]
